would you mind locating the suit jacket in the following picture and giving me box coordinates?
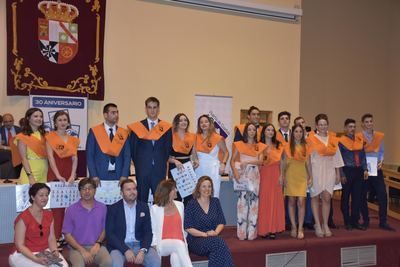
[0,126,21,146]
[106,199,152,253]
[150,200,188,252]
[129,119,172,178]
[86,126,131,180]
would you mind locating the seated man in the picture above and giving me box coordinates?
[63,178,112,267]
[106,179,160,267]
[0,113,22,178]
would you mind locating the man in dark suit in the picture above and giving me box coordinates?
[128,97,172,203]
[86,103,131,184]
[0,113,22,178]
[106,179,160,267]
[0,113,21,148]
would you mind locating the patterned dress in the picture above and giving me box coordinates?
[184,198,234,267]
[236,153,260,240]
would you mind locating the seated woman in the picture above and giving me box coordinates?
[150,179,193,267]
[9,183,68,267]
[185,176,234,267]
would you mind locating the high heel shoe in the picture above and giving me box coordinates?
[314,224,324,238]
[297,229,304,240]
[322,224,332,237]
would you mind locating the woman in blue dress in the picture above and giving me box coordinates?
[184,176,234,267]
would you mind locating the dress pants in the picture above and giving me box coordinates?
[360,170,388,225]
[341,166,364,226]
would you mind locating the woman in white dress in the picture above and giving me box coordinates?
[195,115,229,198]
[307,114,344,237]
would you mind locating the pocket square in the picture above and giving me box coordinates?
[140,212,145,217]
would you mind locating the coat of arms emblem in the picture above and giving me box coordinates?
[37,1,79,64]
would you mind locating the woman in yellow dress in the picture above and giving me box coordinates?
[283,124,312,239]
[14,108,48,184]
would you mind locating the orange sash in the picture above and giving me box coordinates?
[284,143,308,161]
[356,131,384,153]
[307,132,338,156]
[92,124,128,157]
[127,120,171,141]
[196,133,223,153]
[11,133,47,166]
[172,132,196,154]
[276,131,289,145]
[234,124,262,141]
[338,134,363,151]
[233,141,267,157]
[9,136,21,167]
[262,143,284,165]
[45,131,79,158]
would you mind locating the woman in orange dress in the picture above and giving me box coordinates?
[258,123,285,239]
[45,110,79,240]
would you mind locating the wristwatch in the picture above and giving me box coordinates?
[140,248,148,254]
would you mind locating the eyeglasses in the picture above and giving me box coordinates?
[39,224,43,237]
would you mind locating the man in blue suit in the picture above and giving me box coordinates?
[0,113,22,179]
[106,179,160,267]
[128,97,172,203]
[86,103,131,184]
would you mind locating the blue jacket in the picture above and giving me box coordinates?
[106,199,152,253]
[129,119,172,178]
[339,134,368,171]
[86,126,131,180]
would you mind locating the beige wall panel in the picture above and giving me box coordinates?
[1,0,301,133]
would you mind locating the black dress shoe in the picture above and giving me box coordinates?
[345,224,353,231]
[361,222,369,229]
[352,224,367,231]
[379,223,396,231]
[328,222,338,229]
[269,233,276,240]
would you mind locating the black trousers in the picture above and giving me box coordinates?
[360,169,388,225]
[341,166,364,226]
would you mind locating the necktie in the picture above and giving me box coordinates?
[109,128,115,164]
[284,133,288,142]
[150,121,155,145]
[354,151,360,167]
[7,129,13,146]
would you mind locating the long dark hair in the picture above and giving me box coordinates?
[22,108,46,136]
[242,122,258,143]
[289,124,307,157]
[172,113,190,132]
[260,123,280,149]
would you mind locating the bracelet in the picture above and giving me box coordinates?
[140,248,148,254]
